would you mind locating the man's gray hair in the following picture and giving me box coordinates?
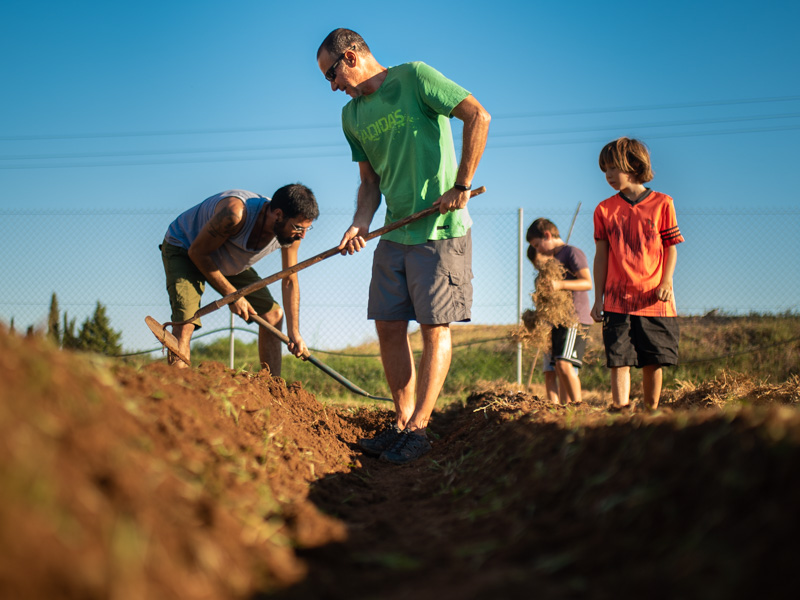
[317,28,370,59]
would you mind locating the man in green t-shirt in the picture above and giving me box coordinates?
[317,28,490,464]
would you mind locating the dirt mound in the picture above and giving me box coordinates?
[0,329,354,599]
[2,328,800,599]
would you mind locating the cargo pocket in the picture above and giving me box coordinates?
[447,268,473,322]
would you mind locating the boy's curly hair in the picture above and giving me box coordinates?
[598,137,654,183]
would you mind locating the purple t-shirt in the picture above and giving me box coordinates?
[553,244,592,325]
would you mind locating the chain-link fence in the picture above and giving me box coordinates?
[2,207,798,358]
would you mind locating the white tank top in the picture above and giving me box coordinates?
[164,190,280,276]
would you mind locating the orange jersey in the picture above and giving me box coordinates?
[593,191,684,316]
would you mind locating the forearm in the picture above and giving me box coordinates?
[353,177,381,229]
[559,279,592,292]
[593,249,608,305]
[188,251,238,297]
[660,245,678,287]
[454,97,491,186]
[282,275,301,337]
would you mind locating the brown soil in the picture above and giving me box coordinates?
[1,328,799,599]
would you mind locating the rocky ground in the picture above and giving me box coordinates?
[1,328,799,599]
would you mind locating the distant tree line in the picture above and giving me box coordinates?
[45,293,122,356]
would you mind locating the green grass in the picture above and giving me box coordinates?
[190,314,800,399]
[580,313,800,390]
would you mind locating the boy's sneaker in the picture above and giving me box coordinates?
[358,424,403,456]
[379,430,432,465]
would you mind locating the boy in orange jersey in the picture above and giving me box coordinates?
[590,138,684,411]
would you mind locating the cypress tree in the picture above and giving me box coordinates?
[77,302,122,355]
[47,293,60,344]
[62,313,79,350]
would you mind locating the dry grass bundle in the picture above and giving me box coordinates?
[666,371,800,410]
[511,258,578,351]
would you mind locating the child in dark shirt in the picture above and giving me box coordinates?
[527,218,593,405]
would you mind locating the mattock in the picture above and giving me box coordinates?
[146,186,487,397]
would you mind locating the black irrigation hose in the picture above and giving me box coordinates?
[678,335,800,365]
[114,326,258,358]
[116,331,800,366]
[115,330,512,359]
[314,336,512,358]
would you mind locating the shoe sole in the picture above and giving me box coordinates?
[379,450,431,465]
[357,440,386,457]
[379,443,432,465]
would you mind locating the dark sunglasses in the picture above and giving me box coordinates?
[325,45,356,82]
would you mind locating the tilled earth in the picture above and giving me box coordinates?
[1,329,799,600]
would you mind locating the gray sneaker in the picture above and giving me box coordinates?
[379,430,432,465]
[358,424,403,456]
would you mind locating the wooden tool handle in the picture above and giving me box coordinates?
[194,186,487,320]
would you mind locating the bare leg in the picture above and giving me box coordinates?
[406,324,452,432]
[170,323,195,369]
[544,371,559,404]
[258,306,283,376]
[555,360,582,405]
[375,320,416,428]
[642,364,663,410]
[610,366,631,408]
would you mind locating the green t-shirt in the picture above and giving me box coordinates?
[342,61,472,244]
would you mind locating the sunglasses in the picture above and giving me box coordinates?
[290,222,313,233]
[325,45,356,82]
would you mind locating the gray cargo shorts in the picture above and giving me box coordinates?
[367,231,473,325]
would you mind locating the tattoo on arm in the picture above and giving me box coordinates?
[208,207,240,238]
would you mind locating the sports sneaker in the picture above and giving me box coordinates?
[379,429,432,465]
[358,424,403,456]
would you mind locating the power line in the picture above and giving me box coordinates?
[495,95,800,120]
[493,112,800,140]
[0,140,345,162]
[3,122,798,170]
[488,123,800,150]
[0,122,341,142]
[0,148,351,170]
[3,112,798,163]
[2,95,798,142]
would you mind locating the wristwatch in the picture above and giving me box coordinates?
[453,183,471,191]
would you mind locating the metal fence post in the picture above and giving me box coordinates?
[517,207,523,386]
[229,313,235,369]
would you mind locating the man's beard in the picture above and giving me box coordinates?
[274,218,298,247]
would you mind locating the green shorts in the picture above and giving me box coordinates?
[160,242,278,328]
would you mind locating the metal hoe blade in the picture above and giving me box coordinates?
[145,316,190,366]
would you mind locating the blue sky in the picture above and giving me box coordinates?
[1,0,799,351]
